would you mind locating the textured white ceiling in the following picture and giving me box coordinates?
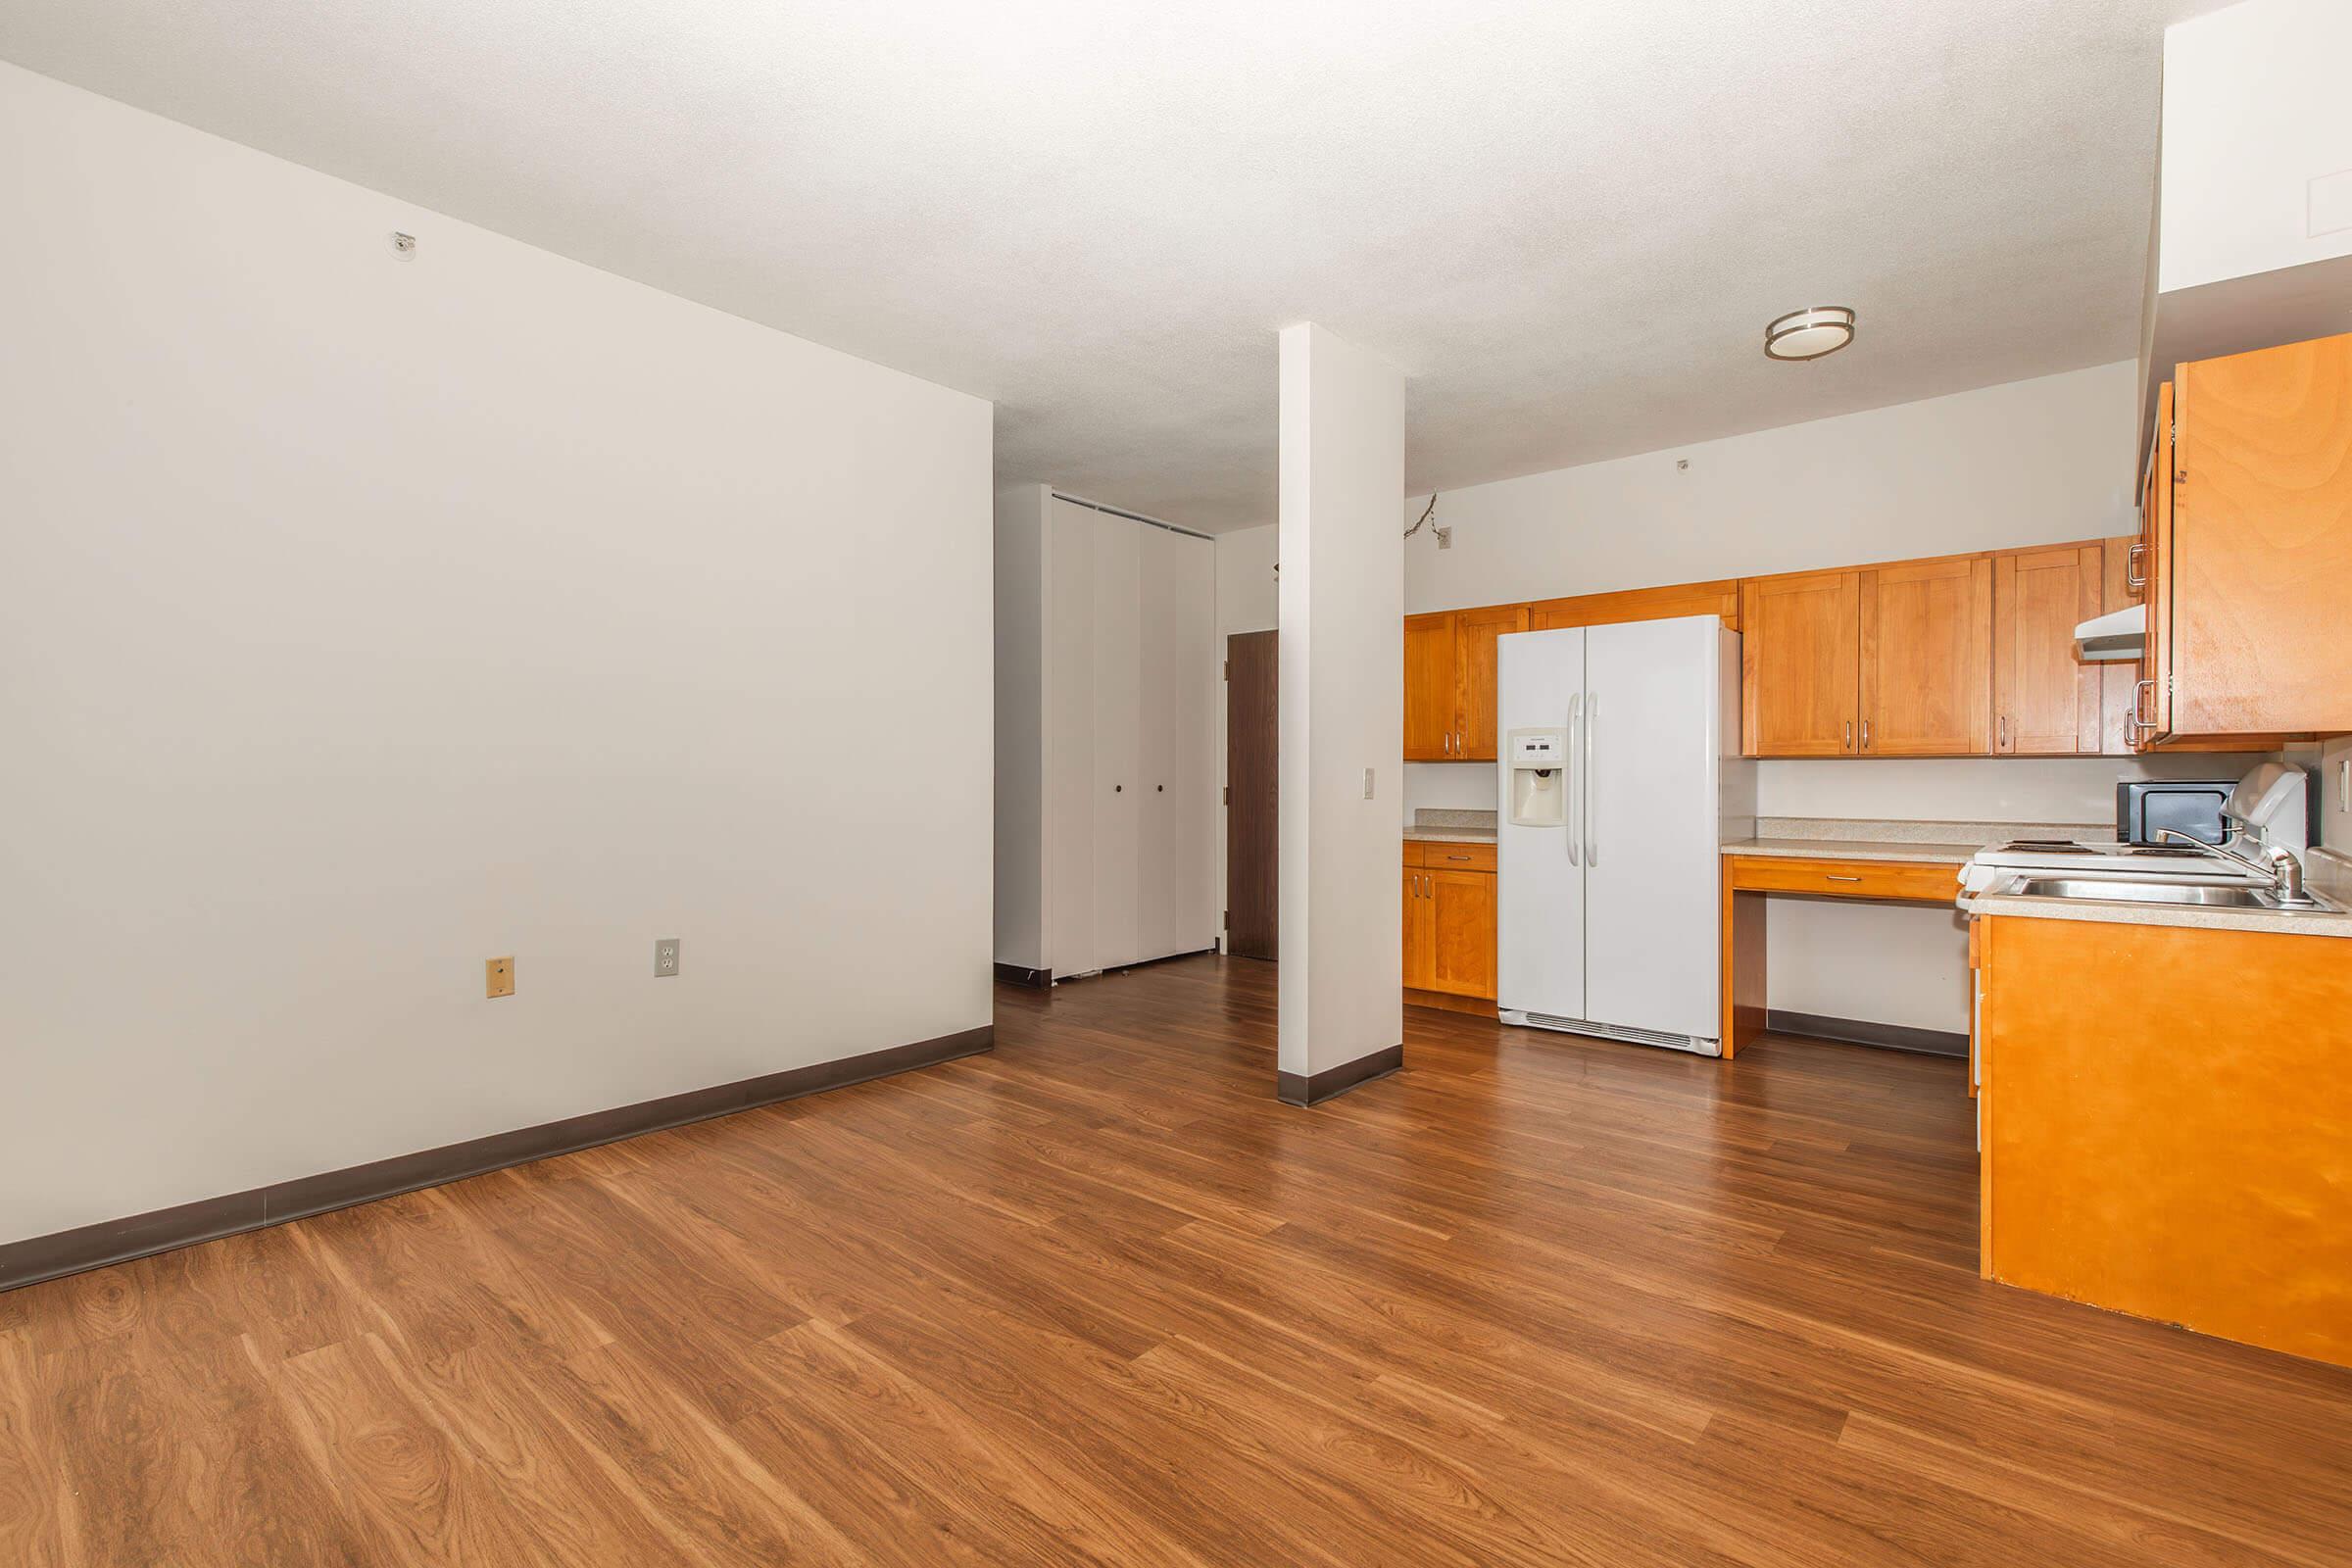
[2,1,2223,531]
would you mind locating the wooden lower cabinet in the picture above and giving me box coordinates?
[1402,842,1496,1002]
[1977,913,2352,1368]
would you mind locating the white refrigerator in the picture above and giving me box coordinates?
[1495,616,1753,1054]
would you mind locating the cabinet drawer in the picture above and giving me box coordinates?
[1725,856,1958,902]
[1411,841,1495,872]
[1402,841,1425,868]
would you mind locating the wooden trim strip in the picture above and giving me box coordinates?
[993,962,1053,988]
[1765,1009,1967,1058]
[0,1024,994,1295]
[1277,1045,1404,1107]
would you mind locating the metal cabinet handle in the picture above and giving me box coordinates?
[2132,677,2157,731]
[1997,713,2008,750]
[1862,717,1872,752]
[1444,854,1471,861]
[2125,541,2147,591]
[1826,874,1862,883]
[1844,719,1853,752]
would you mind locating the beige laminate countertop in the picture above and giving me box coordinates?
[1403,828,1496,845]
[1958,882,2352,939]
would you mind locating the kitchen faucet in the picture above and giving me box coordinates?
[2153,829,2317,907]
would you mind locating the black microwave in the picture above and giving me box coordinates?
[2116,780,2234,846]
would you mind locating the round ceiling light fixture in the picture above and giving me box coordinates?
[1764,305,1856,362]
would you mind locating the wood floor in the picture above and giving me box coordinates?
[5,956,2349,1566]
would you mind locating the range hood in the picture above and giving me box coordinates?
[2075,604,2145,662]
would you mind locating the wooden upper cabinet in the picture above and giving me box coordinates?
[1526,579,1739,632]
[1404,605,1527,760]
[1451,604,1528,760]
[2134,379,2177,749]
[1403,612,1458,760]
[1859,557,1992,756]
[2098,533,2144,756]
[1992,546,2100,755]
[2167,334,2352,739]
[1740,570,1862,756]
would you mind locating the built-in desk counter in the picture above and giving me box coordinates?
[1716,818,2102,1058]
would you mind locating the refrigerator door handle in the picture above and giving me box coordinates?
[1565,694,1582,866]
[1585,693,1598,867]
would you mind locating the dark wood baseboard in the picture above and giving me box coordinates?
[1278,1044,1403,1107]
[1767,1009,1966,1058]
[1403,987,1496,1018]
[0,1024,993,1296]
[993,962,1053,988]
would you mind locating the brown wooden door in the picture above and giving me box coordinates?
[1859,557,1991,756]
[1223,630,1277,960]
[1992,545,2100,755]
[1423,870,1496,1000]
[1403,612,1457,760]
[1740,570,1862,756]
[1451,604,1528,760]
[1401,868,1431,989]
[2171,336,2352,737]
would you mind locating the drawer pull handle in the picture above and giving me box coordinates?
[1825,874,1862,882]
[1445,854,1471,861]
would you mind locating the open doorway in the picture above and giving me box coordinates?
[1224,629,1277,959]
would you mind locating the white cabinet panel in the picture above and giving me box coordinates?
[1044,498,1098,978]
[1090,514,1144,970]
[1139,522,1216,960]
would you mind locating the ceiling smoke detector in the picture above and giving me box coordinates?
[1764,305,1855,362]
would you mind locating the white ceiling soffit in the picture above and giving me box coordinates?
[0,1,2229,533]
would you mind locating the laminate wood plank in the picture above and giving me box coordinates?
[3,956,2348,1567]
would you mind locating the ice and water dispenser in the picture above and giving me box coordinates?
[1505,727,1569,828]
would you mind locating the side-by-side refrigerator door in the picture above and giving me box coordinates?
[1583,615,1723,1044]
[1497,626,1586,1021]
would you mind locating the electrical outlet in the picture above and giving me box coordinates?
[485,956,514,999]
[655,938,681,977]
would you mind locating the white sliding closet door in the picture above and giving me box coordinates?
[1138,522,1215,961]
[1090,514,1145,970]
[1044,498,1099,979]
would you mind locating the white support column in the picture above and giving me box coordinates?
[1276,322,1404,1104]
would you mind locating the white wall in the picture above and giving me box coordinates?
[993,485,1048,971]
[1278,324,1403,1082]
[1399,361,2278,1034]
[2159,0,2352,295]
[0,63,995,1248]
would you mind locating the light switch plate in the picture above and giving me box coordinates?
[655,938,681,977]
[1362,766,1375,800]
[486,956,514,999]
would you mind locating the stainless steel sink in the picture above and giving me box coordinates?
[2010,877,2276,907]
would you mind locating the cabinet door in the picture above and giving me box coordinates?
[1740,570,1861,756]
[1424,870,1496,1000]
[2134,381,2176,748]
[1403,612,1458,759]
[2098,534,2143,755]
[1401,868,1432,990]
[1451,605,1528,760]
[1992,546,2100,755]
[1137,523,1215,961]
[1090,515,1144,970]
[1859,557,1991,756]
[2171,336,2352,736]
